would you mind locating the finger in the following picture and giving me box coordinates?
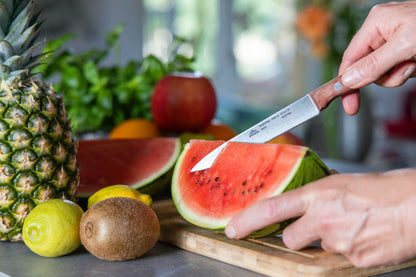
[340,42,376,76]
[282,174,354,250]
[320,240,334,253]
[339,7,388,74]
[282,215,321,250]
[340,4,416,88]
[341,90,361,115]
[342,30,416,89]
[283,205,354,253]
[375,61,416,87]
[225,187,312,239]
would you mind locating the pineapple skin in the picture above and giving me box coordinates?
[0,0,79,241]
[0,81,79,241]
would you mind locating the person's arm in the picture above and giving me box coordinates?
[340,1,416,115]
[226,2,416,268]
[225,169,416,267]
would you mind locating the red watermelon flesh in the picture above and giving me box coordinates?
[172,140,330,231]
[77,138,181,197]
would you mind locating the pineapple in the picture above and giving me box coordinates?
[0,0,78,241]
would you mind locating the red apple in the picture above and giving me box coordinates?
[151,73,217,132]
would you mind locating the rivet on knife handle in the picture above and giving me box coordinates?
[309,75,354,111]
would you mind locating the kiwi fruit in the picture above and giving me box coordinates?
[80,197,160,261]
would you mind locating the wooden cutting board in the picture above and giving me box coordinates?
[153,199,416,277]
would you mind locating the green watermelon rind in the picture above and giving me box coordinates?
[138,167,175,196]
[172,143,330,235]
[130,138,181,192]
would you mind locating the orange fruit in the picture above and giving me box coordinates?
[201,121,237,140]
[268,132,305,145]
[109,119,161,139]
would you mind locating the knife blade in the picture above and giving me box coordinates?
[190,75,354,172]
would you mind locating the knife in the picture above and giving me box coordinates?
[190,75,354,172]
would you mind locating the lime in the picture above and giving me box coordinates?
[22,199,84,258]
[88,185,152,209]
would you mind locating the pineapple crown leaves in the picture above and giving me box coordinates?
[0,0,45,83]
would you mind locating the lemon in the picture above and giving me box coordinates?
[22,199,84,258]
[88,185,152,209]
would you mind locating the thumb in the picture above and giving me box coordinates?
[342,38,414,89]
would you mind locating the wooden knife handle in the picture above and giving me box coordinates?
[309,75,355,111]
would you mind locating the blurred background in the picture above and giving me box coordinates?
[36,0,416,169]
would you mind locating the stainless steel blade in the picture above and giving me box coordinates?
[190,94,320,172]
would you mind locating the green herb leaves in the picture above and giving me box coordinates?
[39,26,195,135]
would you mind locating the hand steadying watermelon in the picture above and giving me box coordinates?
[171,139,330,237]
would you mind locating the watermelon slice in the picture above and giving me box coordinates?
[77,138,181,197]
[172,140,330,235]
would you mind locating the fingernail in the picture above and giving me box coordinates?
[404,65,415,79]
[342,68,362,88]
[225,225,236,238]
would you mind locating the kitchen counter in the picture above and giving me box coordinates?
[2,239,416,277]
[1,159,415,277]
[1,241,264,277]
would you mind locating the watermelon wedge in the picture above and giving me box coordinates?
[77,138,181,197]
[172,140,330,235]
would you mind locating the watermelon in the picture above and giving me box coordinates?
[171,140,330,236]
[77,138,181,197]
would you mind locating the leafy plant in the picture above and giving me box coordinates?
[38,25,195,134]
